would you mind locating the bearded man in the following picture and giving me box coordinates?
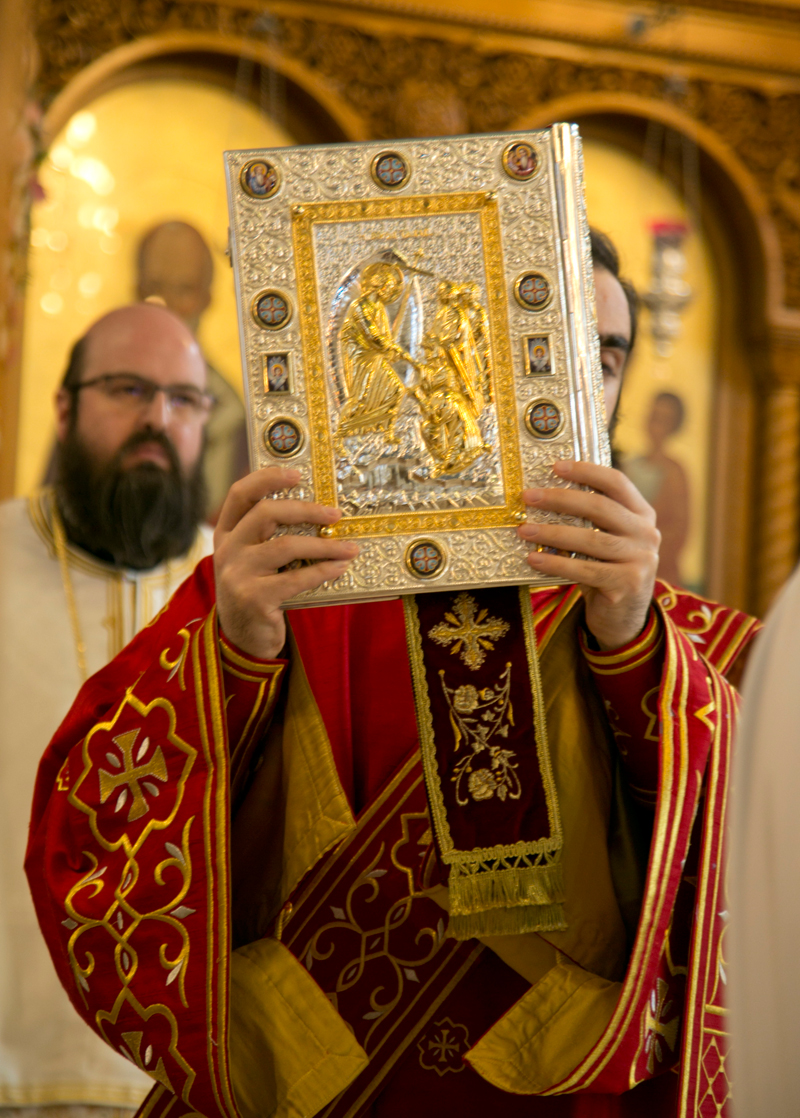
[0,304,213,1116]
[27,238,757,1118]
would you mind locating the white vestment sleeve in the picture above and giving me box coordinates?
[730,563,800,1118]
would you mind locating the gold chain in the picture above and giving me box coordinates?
[51,497,88,683]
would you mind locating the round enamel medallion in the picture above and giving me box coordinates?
[264,417,304,457]
[252,290,292,330]
[524,398,564,440]
[514,272,553,311]
[502,141,539,181]
[240,159,281,199]
[371,151,411,190]
[405,539,446,579]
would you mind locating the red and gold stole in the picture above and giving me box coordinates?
[274,753,494,1118]
[404,586,563,938]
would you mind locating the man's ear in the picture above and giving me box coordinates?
[55,388,72,442]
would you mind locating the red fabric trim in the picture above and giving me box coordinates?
[218,630,287,672]
[654,581,761,675]
[579,607,661,667]
[581,608,664,805]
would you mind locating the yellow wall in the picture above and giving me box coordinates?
[17,78,293,495]
[583,139,717,590]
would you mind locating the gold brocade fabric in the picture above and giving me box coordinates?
[534,598,628,982]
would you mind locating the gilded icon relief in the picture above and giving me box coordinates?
[329,251,502,517]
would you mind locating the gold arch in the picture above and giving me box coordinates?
[511,89,796,332]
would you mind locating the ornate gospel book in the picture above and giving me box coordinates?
[224,125,608,604]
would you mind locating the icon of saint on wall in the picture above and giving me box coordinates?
[623,391,690,587]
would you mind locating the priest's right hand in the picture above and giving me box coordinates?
[213,468,359,660]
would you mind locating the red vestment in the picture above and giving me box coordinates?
[25,560,758,1118]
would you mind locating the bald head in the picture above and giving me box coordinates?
[136,221,214,333]
[79,303,206,389]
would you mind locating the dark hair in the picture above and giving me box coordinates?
[589,227,638,353]
[61,335,87,391]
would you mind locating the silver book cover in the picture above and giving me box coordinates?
[224,124,609,605]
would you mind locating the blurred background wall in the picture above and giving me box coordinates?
[3,0,800,616]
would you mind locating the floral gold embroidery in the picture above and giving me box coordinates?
[428,592,510,670]
[440,663,520,804]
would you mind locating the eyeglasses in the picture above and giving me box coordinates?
[72,373,214,418]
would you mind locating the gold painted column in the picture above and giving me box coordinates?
[0,0,36,499]
[755,332,800,616]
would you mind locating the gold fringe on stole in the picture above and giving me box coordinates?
[448,859,565,914]
[404,587,565,941]
[448,859,565,938]
[450,903,566,939]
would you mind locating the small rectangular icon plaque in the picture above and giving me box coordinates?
[224,124,609,605]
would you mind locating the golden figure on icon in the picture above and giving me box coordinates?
[335,263,493,479]
[336,262,416,446]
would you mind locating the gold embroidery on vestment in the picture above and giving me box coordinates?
[404,588,565,939]
[97,729,169,823]
[427,592,510,671]
[642,977,679,1074]
[417,1016,470,1075]
[439,663,519,804]
[159,629,192,691]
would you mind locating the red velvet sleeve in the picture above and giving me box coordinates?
[580,608,664,808]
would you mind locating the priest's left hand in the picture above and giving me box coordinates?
[517,460,660,651]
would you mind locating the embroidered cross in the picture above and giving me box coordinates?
[428,1027,460,1063]
[643,976,680,1073]
[428,593,510,670]
[418,1017,469,1075]
[98,729,168,823]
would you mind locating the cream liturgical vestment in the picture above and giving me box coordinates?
[0,489,212,1112]
[730,562,800,1118]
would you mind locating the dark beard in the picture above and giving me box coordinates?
[55,425,207,570]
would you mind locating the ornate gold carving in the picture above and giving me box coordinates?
[334,265,493,480]
[756,383,800,612]
[414,280,493,479]
[335,261,415,447]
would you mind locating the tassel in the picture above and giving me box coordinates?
[449,902,567,940]
[447,859,564,916]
